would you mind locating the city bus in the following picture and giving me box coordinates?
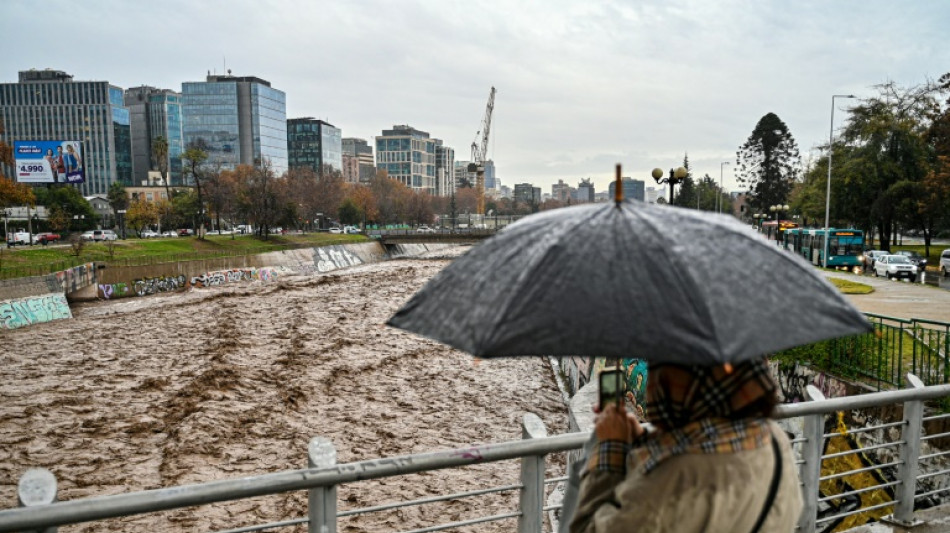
[794,228,866,271]
[759,220,799,247]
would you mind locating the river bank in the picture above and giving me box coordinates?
[0,251,569,532]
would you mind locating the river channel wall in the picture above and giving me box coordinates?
[0,242,453,330]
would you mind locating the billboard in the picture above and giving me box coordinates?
[13,141,85,184]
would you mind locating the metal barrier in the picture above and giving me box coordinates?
[1,376,949,533]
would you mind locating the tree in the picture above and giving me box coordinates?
[126,197,158,236]
[182,145,209,238]
[838,81,939,249]
[736,113,802,213]
[107,182,129,228]
[152,136,171,200]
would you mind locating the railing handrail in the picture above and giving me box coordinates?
[1,379,949,532]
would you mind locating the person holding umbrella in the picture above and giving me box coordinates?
[569,360,802,533]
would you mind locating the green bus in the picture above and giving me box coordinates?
[786,228,865,271]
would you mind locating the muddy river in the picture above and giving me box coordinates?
[0,250,569,532]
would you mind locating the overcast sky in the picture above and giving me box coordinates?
[2,0,948,196]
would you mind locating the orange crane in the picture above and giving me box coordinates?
[468,87,496,215]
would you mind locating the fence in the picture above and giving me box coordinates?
[778,314,950,390]
[1,374,949,533]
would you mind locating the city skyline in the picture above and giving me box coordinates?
[1,0,948,195]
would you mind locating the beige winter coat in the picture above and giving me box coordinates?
[571,421,803,533]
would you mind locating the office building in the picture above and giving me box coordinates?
[435,141,455,197]
[454,160,475,189]
[552,180,573,203]
[514,183,541,205]
[375,125,439,194]
[483,160,497,191]
[342,137,375,183]
[608,178,645,202]
[181,74,287,175]
[0,69,132,196]
[287,118,342,175]
[124,86,184,186]
[575,178,595,203]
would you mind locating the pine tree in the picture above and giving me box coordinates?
[735,113,802,213]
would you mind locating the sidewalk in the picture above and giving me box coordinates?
[823,271,950,323]
[840,503,950,533]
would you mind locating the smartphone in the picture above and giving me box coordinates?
[599,369,623,411]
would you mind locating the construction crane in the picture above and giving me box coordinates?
[469,86,496,215]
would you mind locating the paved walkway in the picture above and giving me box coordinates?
[840,503,950,532]
[823,271,950,324]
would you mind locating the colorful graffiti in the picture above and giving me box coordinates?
[558,356,649,417]
[621,359,649,418]
[98,282,133,300]
[0,293,72,330]
[190,267,281,288]
[55,263,96,293]
[772,361,853,403]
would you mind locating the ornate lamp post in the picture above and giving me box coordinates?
[651,167,688,205]
[770,204,790,245]
[719,161,730,213]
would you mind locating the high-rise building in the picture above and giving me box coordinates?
[454,160,476,189]
[0,69,132,196]
[124,86,184,186]
[181,74,287,174]
[608,178,645,202]
[435,141,455,197]
[287,118,342,175]
[552,179,573,202]
[375,125,439,194]
[514,183,541,206]
[575,178,595,203]
[342,137,375,183]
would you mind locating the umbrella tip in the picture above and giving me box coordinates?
[614,163,623,206]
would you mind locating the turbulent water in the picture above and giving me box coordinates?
[0,252,569,532]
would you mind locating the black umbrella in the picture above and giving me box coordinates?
[388,179,871,366]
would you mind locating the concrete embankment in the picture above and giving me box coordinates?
[0,241,456,330]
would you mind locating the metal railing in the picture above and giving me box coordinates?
[2,375,950,533]
[778,314,950,389]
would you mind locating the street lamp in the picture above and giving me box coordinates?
[824,94,856,267]
[770,204,790,245]
[652,167,688,205]
[117,209,127,239]
[719,161,730,214]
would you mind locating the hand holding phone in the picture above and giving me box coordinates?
[598,369,623,412]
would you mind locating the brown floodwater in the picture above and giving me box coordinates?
[0,252,569,532]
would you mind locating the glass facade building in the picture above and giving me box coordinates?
[124,86,184,185]
[287,118,342,174]
[181,75,287,175]
[435,141,455,197]
[375,125,440,195]
[0,69,132,196]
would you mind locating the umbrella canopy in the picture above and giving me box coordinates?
[387,200,871,366]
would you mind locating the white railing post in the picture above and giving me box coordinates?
[18,468,57,533]
[798,385,826,533]
[308,437,337,533]
[886,373,925,527]
[518,413,547,533]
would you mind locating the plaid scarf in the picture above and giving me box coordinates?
[631,360,777,474]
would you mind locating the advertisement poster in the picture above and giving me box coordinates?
[13,141,85,184]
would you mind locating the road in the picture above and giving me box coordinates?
[824,270,950,323]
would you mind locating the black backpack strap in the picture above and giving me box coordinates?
[750,427,783,533]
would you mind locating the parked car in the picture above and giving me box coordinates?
[873,254,918,280]
[940,249,950,277]
[895,250,927,272]
[93,230,117,241]
[80,230,96,241]
[161,231,178,238]
[6,231,31,246]
[328,227,342,234]
[416,225,435,233]
[863,250,888,270]
[140,230,159,238]
[178,228,194,237]
[32,232,61,245]
[343,225,360,234]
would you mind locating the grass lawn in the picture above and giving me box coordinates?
[0,233,367,279]
[826,277,875,295]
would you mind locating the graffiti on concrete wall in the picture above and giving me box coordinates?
[772,361,852,403]
[314,246,362,273]
[0,293,72,330]
[190,267,282,288]
[98,282,133,300]
[133,275,188,297]
[55,263,96,293]
[557,356,649,416]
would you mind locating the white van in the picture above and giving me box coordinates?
[93,230,118,241]
[940,249,950,277]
